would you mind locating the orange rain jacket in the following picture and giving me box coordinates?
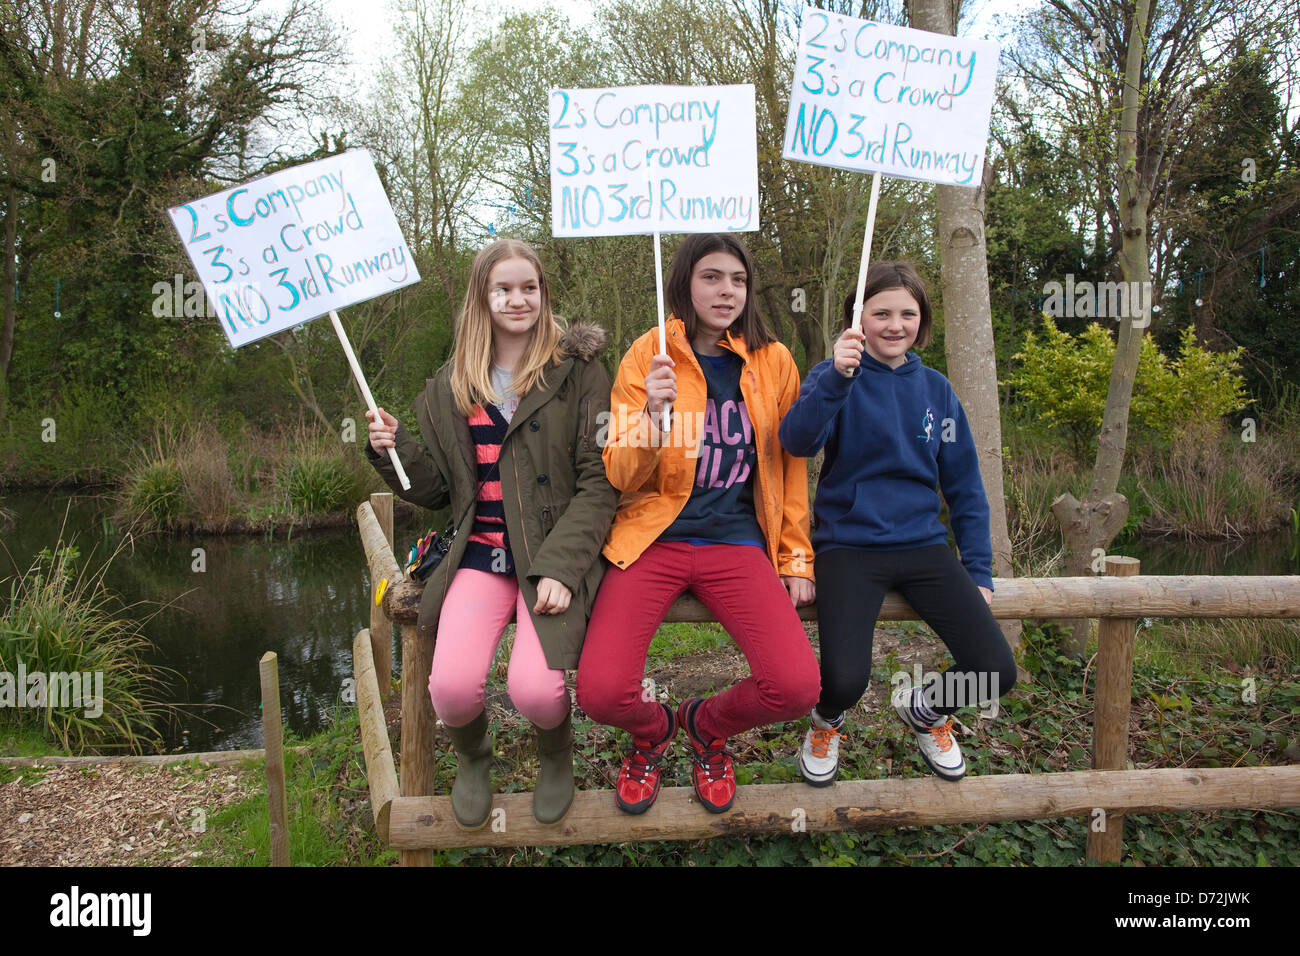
[601,316,814,580]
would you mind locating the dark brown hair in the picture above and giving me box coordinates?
[842,260,933,349]
[666,234,776,349]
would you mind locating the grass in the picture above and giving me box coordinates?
[122,459,186,532]
[648,621,730,662]
[1143,618,1300,674]
[0,724,60,761]
[1134,437,1288,539]
[281,453,354,517]
[1003,417,1294,549]
[0,537,173,754]
[193,708,397,867]
[111,419,382,533]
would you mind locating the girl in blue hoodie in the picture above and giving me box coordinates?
[779,261,1016,785]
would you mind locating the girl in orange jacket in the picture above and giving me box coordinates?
[576,233,820,815]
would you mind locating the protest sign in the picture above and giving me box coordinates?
[168,149,418,488]
[548,84,760,237]
[782,9,999,187]
[168,149,420,348]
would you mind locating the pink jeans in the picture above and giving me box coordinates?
[429,569,569,729]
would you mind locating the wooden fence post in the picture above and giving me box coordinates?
[259,651,291,867]
[353,629,399,842]
[399,621,435,867]
[1087,555,1140,864]
[369,492,395,702]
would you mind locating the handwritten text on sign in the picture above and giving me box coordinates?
[783,10,999,186]
[168,150,420,348]
[549,85,759,237]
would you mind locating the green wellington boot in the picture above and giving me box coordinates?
[443,711,494,830]
[532,710,575,825]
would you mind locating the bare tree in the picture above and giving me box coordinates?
[1008,0,1293,651]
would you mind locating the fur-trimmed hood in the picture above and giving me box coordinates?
[557,319,609,362]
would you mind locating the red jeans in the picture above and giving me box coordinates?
[576,541,820,741]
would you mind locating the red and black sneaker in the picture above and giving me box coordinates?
[615,704,677,815]
[677,697,736,814]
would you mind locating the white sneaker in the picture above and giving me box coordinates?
[893,686,966,781]
[798,709,845,787]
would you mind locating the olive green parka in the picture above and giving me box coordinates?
[366,321,617,669]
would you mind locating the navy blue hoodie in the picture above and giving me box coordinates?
[778,351,994,590]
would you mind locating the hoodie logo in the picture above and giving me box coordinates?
[917,407,935,443]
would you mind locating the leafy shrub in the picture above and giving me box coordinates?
[0,542,170,753]
[122,459,186,531]
[1005,317,1249,459]
[281,454,352,516]
[1137,327,1250,450]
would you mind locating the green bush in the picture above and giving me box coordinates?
[0,542,170,754]
[122,459,186,530]
[1005,317,1250,459]
[0,387,126,486]
[281,454,352,516]
[1138,326,1250,449]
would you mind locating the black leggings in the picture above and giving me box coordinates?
[815,545,1016,719]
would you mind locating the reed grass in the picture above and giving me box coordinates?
[114,419,376,531]
[0,538,172,754]
[1145,618,1300,672]
[1134,436,1288,539]
[277,423,371,519]
[1003,420,1292,552]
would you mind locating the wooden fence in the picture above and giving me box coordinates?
[353,493,1300,866]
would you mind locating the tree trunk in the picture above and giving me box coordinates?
[1051,0,1153,654]
[0,182,16,411]
[909,0,1021,650]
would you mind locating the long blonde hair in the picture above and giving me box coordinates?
[450,239,563,417]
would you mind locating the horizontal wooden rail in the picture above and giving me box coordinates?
[383,574,1300,624]
[387,766,1300,849]
[0,749,308,768]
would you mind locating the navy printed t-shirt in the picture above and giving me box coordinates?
[662,350,764,547]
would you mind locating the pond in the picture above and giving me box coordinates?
[0,488,430,753]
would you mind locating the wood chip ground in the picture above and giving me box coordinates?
[0,762,255,866]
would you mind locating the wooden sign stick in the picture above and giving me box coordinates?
[652,226,671,434]
[330,309,412,491]
[850,172,884,331]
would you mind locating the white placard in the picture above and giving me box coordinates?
[549,85,760,237]
[168,149,420,348]
[783,9,999,187]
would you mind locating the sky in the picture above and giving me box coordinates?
[322,0,597,87]
[319,0,1040,94]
